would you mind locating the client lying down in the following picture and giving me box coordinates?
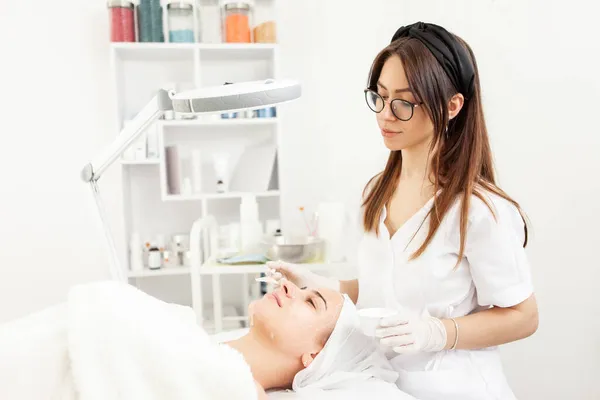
[226,279,403,398]
[0,280,411,400]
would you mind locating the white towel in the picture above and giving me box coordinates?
[0,281,258,400]
[292,294,399,392]
[67,281,257,400]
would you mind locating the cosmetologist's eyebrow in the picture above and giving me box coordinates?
[377,81,412,93]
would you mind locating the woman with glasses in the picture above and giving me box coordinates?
[267,21,538,399]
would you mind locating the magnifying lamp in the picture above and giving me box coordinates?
[81,79,302,283]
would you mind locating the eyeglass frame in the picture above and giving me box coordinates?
[363,88,423,121]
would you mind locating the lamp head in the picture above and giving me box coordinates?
[169,79,301,115]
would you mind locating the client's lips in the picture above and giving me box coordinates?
[271,292,282,307]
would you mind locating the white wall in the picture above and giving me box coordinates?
[0,1,120,322]
[0,1,598,399]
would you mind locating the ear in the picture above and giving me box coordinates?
[300,352,319,369]
[448,93,465,120]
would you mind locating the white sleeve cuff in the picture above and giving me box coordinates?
[479,281,534,308]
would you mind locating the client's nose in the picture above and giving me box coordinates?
[281,280,296,299]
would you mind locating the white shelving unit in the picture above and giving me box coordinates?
[106,0,348,334]
[104,0,351,335]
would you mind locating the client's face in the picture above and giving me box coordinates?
[250,280,344,367]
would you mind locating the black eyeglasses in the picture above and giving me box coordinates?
[364,88,421,121]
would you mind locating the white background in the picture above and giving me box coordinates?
[1,0,599,399]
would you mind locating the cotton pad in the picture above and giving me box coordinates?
[357,308,397,337]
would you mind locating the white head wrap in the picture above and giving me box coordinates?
[292,294,399,392]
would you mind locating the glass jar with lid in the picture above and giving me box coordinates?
[107,0,136,42]
[220,1,253,43]
[137,0,164,42]
[167,1,196,43]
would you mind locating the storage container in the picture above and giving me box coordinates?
[108,0,136,42]
[253,20,276,43]
[221,1,252,43]
[167,2,195,43]
[138,0,164,42]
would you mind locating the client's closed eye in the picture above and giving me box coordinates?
[301,287,326,312]
[307,295,326,312]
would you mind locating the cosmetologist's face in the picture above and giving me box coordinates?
[375,55,435,151]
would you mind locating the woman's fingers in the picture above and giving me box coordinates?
[375,323,412,339]
[266,260,294,272]
[264,261,293,288]
[265,269,283,279]
[265,261,297,280]
[379,314,409,328]
[380,333,415,348]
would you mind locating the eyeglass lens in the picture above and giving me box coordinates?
[365,90,414,121]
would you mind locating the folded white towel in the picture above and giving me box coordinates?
[292,294,400,392]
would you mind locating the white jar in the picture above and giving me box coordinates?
[148,247,162,269]
[167,1,195,43]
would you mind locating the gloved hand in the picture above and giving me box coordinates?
[375,311,447,354]
[265,260,340,292]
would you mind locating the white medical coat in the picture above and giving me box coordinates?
[356,191,533,400]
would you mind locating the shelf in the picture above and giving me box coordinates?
[199,43,276,61]
[121,158,160,165]
[111,43,277,62]
[198,260,345,275]
[223,316,249,322]
[159,118,278,128]
[127,261,345,278]
[163,191,280,202]
[128,266,191,278]
[112,42,198,50]
[112,42,196,61]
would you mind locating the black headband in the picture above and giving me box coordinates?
[391,22,475,98]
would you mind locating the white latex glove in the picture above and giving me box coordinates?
[375,311,447,354]
[265,260,340,291]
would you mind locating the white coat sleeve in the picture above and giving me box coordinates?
[465,198,534,308]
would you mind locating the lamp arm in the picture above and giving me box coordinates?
[80,89,173,282]
[81,89,173,183]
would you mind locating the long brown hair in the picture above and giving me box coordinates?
[362,36,528,264]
